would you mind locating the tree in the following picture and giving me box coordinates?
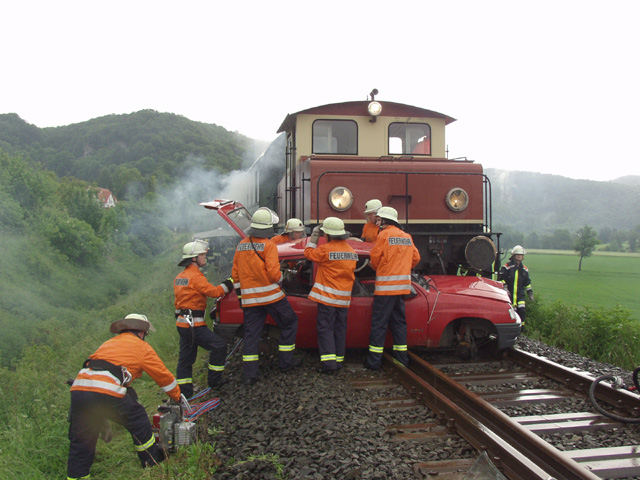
[573,225,600,271]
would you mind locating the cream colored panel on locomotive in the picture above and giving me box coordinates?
[293,114,447,162]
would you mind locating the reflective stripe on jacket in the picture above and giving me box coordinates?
[304,239,358,307]
[70,332,181,401]
[370,225,420,295]
[232,237,284,307]
[174,264,226,328]
[498,260,532,307]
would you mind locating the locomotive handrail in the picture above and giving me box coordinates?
[312,170,493,234]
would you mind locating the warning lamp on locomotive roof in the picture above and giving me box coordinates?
[446,188,469,212]
[328,186,354,212]
[368,88,382,123]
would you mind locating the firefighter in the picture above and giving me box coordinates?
[304,217,358,374]
[361,199,382,243]
[364,207,420,370]
[67,314,180,479]
[272,218,306,244]
[232,207,301,385]
[174,239,234,397]
[498,245,534,324]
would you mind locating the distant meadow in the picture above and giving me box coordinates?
[524,250,639,320]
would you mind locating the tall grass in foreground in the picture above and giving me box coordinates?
[526,294,638,370]
[0,244,229,479]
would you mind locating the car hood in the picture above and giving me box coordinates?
[427,275,509,302]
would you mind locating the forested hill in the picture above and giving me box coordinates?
[0,111,268,201]
[486,168,640,234]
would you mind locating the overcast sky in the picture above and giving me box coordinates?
[2,1,638,182]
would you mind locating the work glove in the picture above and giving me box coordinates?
[527,290,534,301]
[221,278,234,294]
[309,226,321,244]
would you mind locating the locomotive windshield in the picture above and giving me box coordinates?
[388,122,431,155]
[312,119,357,154]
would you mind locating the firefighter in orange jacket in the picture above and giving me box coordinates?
[232,207,300,385]
[272,218,306,245]
[67,314,181,479]
[305,217,358,374]
[361,199,382,243]
[364,207,420,370]
[174,240,233,398]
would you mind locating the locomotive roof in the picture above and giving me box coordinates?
[277,100,456,133]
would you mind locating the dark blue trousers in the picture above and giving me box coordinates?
[176,325,227,398]
[67,390,164,478]
[365,295,409,369]
[242,298,298,379]
[316,303,348,371]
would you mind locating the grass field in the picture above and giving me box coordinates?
[520,250,640,321]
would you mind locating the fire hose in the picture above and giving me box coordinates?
[588,367,640,423]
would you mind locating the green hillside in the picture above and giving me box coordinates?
[0,110,267,201]
[487,168,640,233]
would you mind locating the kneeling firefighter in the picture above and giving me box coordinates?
[67,314,181,479]
[174,239,234,397]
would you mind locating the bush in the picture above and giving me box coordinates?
[526,295,637,370]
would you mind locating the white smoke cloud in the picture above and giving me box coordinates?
[153,134,286,235]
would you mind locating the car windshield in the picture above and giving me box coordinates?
[227,207,252,233]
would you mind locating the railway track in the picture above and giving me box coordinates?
[373,348,640,480]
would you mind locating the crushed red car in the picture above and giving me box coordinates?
[199,199,521,356]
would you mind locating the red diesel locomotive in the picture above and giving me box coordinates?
[197,92,520,355]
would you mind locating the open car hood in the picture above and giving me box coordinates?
[199,199,251,238]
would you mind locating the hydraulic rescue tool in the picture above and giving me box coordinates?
[152,394,196,452]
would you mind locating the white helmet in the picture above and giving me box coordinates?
[376,206,398,223]
[181,240,208,261]
[284,218,304,233]
[250,207,279,229]
[110,313,155,334]
[320,217,346,236]
[364,199,382,214]
[511,245,526,255]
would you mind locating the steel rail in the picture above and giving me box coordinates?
[384,352,602,480]
[508,347,640,416]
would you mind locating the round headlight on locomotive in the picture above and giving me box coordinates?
[446,188,469,212]
[328,187,354,211]
[367,101,382,116]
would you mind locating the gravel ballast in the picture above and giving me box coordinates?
[198,336,639,479]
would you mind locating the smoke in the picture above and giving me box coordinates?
[150,134,286,235]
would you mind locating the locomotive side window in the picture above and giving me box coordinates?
[312,120,357,155]
[388,122,431,155]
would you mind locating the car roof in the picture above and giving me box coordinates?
[277,237,373,258]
